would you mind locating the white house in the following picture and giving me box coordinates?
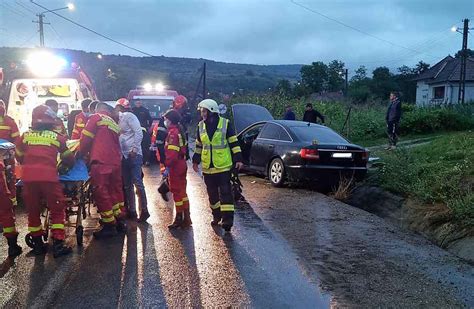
[414,56,474,106]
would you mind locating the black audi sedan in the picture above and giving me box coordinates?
[232,104,369,187]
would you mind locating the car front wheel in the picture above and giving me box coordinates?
[269,158,285,187]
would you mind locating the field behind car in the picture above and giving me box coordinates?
[228,95,474,146]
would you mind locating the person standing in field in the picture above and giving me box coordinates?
[283,106,296,120]
[303,103,325,124]
[385,91,402,150]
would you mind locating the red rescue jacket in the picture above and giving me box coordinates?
[71,111,88,139]
[0,115,20,145]
[165,124,187,168]
[78,112,121,166]
[16,130,74,182]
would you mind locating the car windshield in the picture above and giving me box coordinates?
[292,126,347,144]
[131,98,173,118]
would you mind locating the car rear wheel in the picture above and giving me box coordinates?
[269,158,285,187]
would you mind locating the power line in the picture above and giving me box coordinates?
[290,0,436,57]
[15,0,36,15]
[29,0,155,57]
[19,31,37,47]
[0,2,28,18]
[356,30,454,65]
[47,18,69,48]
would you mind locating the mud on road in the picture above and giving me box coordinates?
[240,175,474,308]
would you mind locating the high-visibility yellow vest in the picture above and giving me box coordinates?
[198,117,232,173]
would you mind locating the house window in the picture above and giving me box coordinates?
[433,86,445,99]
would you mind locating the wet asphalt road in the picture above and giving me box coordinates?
[0,166,329,308]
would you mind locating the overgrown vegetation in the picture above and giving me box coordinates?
[228,94,474,144]
[373,132,474,226]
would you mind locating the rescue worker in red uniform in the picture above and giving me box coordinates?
[89,100,100,114]
[78,102,126,238]
[16,105,75,257]
[45,99,67,136]
[71,98,92,139]
[0,99,22,257]
[172,95,191,139]
[163,110,191,228]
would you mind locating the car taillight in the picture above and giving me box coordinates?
[300,148,319,160]
[362,150,369,161]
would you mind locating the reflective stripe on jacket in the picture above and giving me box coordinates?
[78,112,121,166]
[164,124,187,168]
[198,117,232,173]
[16,130,74,182]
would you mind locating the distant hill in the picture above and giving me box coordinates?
[0,47,302,100]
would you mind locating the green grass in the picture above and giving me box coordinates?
[362,132,450,148]
[227,95,474,145]
[371,131,474,226]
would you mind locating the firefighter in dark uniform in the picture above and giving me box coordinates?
[192,99,243,232]
[150,116,167,170]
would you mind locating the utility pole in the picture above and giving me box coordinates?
[30,1,74,48]
[203,62,207,99]
[458,19,469,104]
[33,13,49,47]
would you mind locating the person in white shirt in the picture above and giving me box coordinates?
[115,98,149,222]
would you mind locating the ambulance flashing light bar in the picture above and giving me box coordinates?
[143,82,165,92]
[26,51,68,77]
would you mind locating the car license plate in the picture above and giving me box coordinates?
[332,152,352,158]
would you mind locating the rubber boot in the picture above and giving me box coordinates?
[32,236,48,255]
[52,239,72,258]
[168,212,184,229]
[7,235,22,257]
[221,211,234,232]
[93,224,118,239]
[181,208,192,228]
[211,209,222,226]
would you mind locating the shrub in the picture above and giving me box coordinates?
[227,95,474,142]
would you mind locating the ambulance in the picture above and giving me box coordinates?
[127,83,178,120]
[0,50,97,132]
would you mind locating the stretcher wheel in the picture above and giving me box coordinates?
[76,225,84,246]
[25,234,35,249]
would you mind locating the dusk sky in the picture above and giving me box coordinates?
[1,0,473,71]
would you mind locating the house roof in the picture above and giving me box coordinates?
[414,56,474,84]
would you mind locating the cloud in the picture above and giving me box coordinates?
[1,0,473,70]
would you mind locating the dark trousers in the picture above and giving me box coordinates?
[387,121,399,146]
[141,129,151,164]
[203,171,235,214]
[122,155,148,215]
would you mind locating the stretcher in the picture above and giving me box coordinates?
[59,158,91,246]
[22,140,92,247]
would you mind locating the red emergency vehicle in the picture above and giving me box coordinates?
[127,86,178,121]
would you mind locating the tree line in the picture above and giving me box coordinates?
[274,60,430,103]
[275,49,474,103]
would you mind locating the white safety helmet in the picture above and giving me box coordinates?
[198,99,219,113]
